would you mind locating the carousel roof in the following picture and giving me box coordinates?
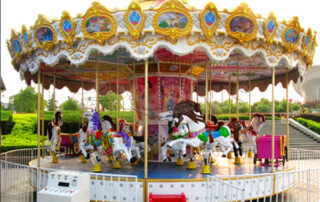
[7,0,317,95]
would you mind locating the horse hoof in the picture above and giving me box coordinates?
[222,154,226,158]
[85,153,91,159]
[183,153,187,158]
[130,157,138,164]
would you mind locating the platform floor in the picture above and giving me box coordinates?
[30,154,295,179]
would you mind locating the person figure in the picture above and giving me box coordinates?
[46,111,63,153]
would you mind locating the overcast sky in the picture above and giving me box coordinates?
[2,0,319,109]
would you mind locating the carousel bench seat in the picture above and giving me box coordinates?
[149,192,186,202]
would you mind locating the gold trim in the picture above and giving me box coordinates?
[34,14,57,52]
[21,25,32,55]
[264,12,278,46]
[282,16,301,53]
[200,1,220,40]
[59,11,76,47]
[124,1,146,40]
[152,0,193,40]
[225,2,258,44]
[81,1,118,45]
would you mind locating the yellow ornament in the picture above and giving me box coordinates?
[132,4,136,9]
[171,29,175,33]
[133,31,137,36]
[94,9,97,14]
[171,4,175,9]
[270,39,273,43]
[241,33,244,37]
[208,31,212,36]
[243,9,247,14]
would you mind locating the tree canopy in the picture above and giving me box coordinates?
[99,91,123,111]
[59,97,81,111]
[8,86,46,113]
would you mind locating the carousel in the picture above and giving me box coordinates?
[7,0,317,201]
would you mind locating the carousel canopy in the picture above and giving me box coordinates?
[7,0,317,95]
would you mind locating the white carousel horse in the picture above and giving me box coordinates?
[80,111,137,165]
[240,114,265,154]
[159,111,187,161]
[161,100,235,165]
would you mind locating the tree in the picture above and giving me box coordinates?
[8,86,46,113]
[59,97,80,111]
[47,96,57,111]
[252,98,271,113]
[99,91,123,111]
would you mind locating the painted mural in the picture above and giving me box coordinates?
[230,16,254,34]
[157,12,188,29]
[62,20,72,36]
[160,77,180,112]
[12,40,21,53]
[285,28,298,44]
[129,10,141,28]
[204,11,216,28]
[36,27,53,43]
[136,76,159,120]
[267,20,275,36]
[85,16,112,34]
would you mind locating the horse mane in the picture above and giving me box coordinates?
[173,100,204,125]
[252,113,266,122]
[102,115,116,130]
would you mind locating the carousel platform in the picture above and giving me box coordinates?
[29,154,295,179]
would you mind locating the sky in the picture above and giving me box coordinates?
[2,0,320,110]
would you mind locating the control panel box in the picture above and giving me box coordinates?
[37,171,90,202]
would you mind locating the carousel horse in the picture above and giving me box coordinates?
[119,119,142,161]
[80,111,138,168]
[162,100,234,169]
[227,118,243,158]
[46,111,63,162]
[240,113,266,156]
[159,111,188,162]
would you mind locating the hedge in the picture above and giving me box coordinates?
[1,111,14,134]
[300,114,320,123]
[216,114,280,121]
[296,117,320,134]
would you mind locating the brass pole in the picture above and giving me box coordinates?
[81,75,84,125]
[53,67,56,114]
[190,65,193,101]
[271,67,275,172]
[133,63,136,128]
[41,74,45,158]
[205,62,209,123]
[116,54,120,132]
[109,72,112,116]
[236,65,239,120]
[286,69,290,161]
[228,73,231,120]
[37,67,41,168]
[179,64,182,102]
[209,64,212,118]
[249,75,252,121]
[96,54,99,114]
[144,59,149,179]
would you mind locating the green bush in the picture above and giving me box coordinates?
[296,118,320,134]
[215,114,280,121]
[1,110,14,134]
[300,114,320,123]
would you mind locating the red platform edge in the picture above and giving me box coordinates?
[149,192,187,202]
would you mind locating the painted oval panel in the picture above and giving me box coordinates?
[267,20,275,36]
[305,35,310,47]
[129,10,141,28]
[230,16,254,34]
[157,12,188,29]
[36,27,53,43]
[12,40,21,53]
[62,19,72,36]
[85,16,112,34]
[23,32,29,44]
[285,28,298,44]
[204,11,216,28]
